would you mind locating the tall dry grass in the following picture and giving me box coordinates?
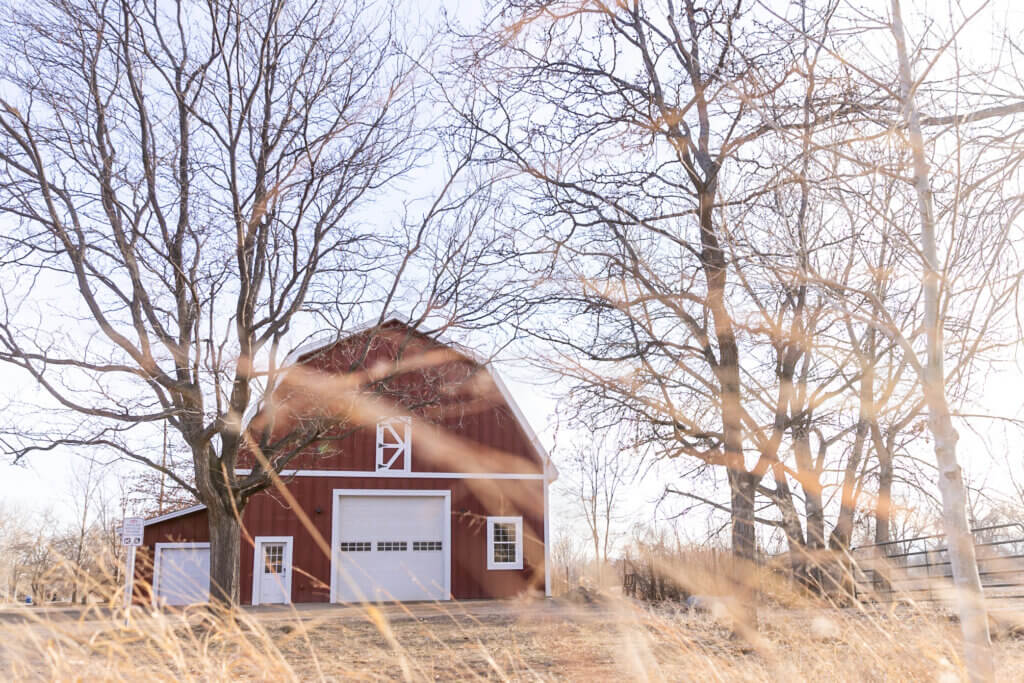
[3,551,1024,681]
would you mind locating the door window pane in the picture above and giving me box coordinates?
[263,544,284,574]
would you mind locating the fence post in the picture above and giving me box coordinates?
[926,544,934,603]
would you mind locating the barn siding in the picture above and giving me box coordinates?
[140,320,549,605]
[240,476,545,604]
[239,322,545,476]
[243,404,542,475]
[140,474,545,605]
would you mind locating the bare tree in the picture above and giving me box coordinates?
[549,530,583,595]
[64,459,105,603]
[7,510,59,602]
[0,0,508,605]
[0,504,28,601]
[888,0,992,676]
[562,432,630,583]
[451,6,1022,649]
[454,0,838,584]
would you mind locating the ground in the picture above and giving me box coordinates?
[2,599,1024,680]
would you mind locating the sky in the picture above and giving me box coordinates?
[2,0,1024,558]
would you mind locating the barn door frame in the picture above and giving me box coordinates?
[251,536,294,606]
[329,488,452,603]
[151,541,211,608]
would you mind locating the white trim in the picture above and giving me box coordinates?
[151,542,210,608]
[329,488,452,603]
[144,504,206,526]
[251,536,294,606]
[544,475,551,596]
[486,516,524,571]
[234,468,544,480]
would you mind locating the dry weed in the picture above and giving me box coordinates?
[2,592,1024,681]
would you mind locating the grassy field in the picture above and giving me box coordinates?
[2,597,1024,681]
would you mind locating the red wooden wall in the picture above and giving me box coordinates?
[139,475,545,604]
[238,476,545,603]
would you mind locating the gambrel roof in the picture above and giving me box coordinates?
[259,316,556,477]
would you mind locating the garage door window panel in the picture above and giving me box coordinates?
[487,517,523,570]
[377,541,408,551]
[413,541,442,551]
[339,542,371,552]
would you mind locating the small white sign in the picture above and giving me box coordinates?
[121,517,144,547]
[120,517,143,625]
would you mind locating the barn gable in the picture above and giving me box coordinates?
[241,318,553,477]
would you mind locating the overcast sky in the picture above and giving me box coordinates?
[2,0,1024,560]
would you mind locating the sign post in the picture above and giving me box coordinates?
[120,517,144,625]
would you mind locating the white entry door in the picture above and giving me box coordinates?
[332,491,449,603]
[154,543,210,606]
[252,536,293,605]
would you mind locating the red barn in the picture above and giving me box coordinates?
[139,319,555,606]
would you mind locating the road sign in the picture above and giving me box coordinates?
[121,517,144,625]
[121,517,144,547]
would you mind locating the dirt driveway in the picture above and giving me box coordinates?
[244,596,598,625]
[4,598,1024,680]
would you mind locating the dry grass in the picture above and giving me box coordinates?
[2,596,1024,681]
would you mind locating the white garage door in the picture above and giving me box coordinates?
[333,493,448,603]
[155,543,210,606]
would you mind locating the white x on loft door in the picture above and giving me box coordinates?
[376,417,411,472]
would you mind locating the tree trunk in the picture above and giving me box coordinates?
[833,329,876,551]
[207,503,242,606]
[729,471,757,559]
[872,425,893,547]
[729,472,757,558]
[728,468,759,631]
[768,466,808,575]
[802,484,826,552]
[831,438,864,548]
[589,504,601,585]
[867,424,895,596]
[691,111,758,633]
[796,456,828,595]
[931,415,990,677]
[833,421,866,550]
[890,2,992,679]
[791,421,826,551]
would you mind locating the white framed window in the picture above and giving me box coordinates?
[486,516,523,570]
[376,416,411,472]
[263,543,284,574]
